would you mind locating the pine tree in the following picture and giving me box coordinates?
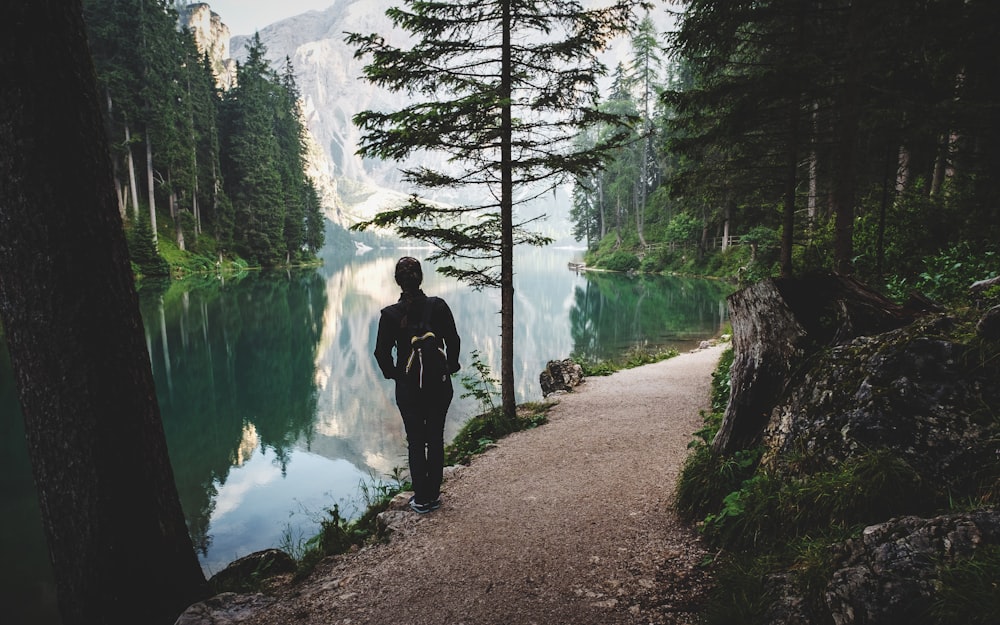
[348,0,641,418]
[275,58,309,263]
[219,34,286,265]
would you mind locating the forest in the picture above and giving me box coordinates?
[82,0,326,274]
[573,0,1000,305]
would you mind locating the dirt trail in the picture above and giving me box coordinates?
[236,344,725,625]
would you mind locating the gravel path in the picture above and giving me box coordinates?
[238,344,725,625]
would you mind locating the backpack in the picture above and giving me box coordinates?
[404,297,449,388]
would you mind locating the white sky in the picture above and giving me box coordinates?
[196,0,335,37]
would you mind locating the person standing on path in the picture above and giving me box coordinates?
[374,257,461,514]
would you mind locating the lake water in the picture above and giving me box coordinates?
[1,246,731,625]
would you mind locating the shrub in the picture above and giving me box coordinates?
[602,250,640,272]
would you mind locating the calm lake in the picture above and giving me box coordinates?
[1,246,731,625]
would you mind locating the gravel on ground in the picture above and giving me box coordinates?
[232,344,726,625]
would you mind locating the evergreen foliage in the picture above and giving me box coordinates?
[127,209,170,276]
[570,1,1000,295]
[348,0,643,417]
[82,1,325,270]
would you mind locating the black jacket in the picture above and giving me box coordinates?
[374,292,461,381]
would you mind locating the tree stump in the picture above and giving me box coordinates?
[713,273,917,455]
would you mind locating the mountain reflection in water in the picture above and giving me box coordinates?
[0,246,731,622]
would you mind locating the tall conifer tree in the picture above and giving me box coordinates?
[349,0,642,417]
[219,34,286,265]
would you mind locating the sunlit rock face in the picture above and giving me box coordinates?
[177,2,237,89]
[229,1,420,225]
[176,2,346,224]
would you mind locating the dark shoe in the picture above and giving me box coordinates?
[427,497,442,511]
[408,496,433,514]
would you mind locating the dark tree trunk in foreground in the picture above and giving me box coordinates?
[713,274,918,455]
[0,3,209,624]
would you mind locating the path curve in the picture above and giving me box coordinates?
[239,344,725,625]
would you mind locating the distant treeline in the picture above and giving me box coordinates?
[83,0,325,272]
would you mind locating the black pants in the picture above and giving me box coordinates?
[396,379,453,504]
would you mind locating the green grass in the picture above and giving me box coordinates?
[574,345,680,377]
[930,545,1000,624]
[444,402,552,466]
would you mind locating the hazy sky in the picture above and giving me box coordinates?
[199,0,335,37]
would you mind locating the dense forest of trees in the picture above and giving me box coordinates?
[573,1,1000,299]
[82,0,325,272]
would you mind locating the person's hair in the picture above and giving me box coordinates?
[394,256,423,291]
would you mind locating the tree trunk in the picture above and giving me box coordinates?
[780,92,799,278]
[170,186,185,251]
[808,102,819,224]
[895,144,910,194]
[637,137,648,247]
[831,4,863,276]
[713,274,917,455]
[499,0,516,419]
[0,3,209,624]
[780,9,803,278]
[598,176,607,241]
[146,130,158,247]
[614,197,622,249]
[125,122,140,220]
[930,132,948,197]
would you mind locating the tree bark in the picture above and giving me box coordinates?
[831,3,863,276]
[0,3,208,624]
[125,122,140,220]
[146,130,158,246]
[713,274,917,455]
[500,0,516,419]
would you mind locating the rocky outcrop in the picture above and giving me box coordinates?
[761,509,1000,625]
[761,314,999,492]
[208,549,297,592]
[822,510,1000,625]
[539,359,585,397]
[177,3,236,89]
[174,592,274,625]
[713,273,917,454]
[717,276,1000,625]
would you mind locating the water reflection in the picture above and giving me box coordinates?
[138,271,327,567]
[1,246,731,620]
[570,272,732,361]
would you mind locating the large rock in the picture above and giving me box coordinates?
[539,359,584,397]
[208,549,296,593]
[823,510,1000,625]
[714,273,916,454]
[977,304,1000,340]
[174,592,274,625]
[761,314,1000,491]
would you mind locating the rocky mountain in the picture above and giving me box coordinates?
[177,3,236,89]
[229,0,480,228]
[182,1,671,238]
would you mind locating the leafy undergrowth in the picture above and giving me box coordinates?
[676,317,1000,625]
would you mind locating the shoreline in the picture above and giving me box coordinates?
[180,343,728,625]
